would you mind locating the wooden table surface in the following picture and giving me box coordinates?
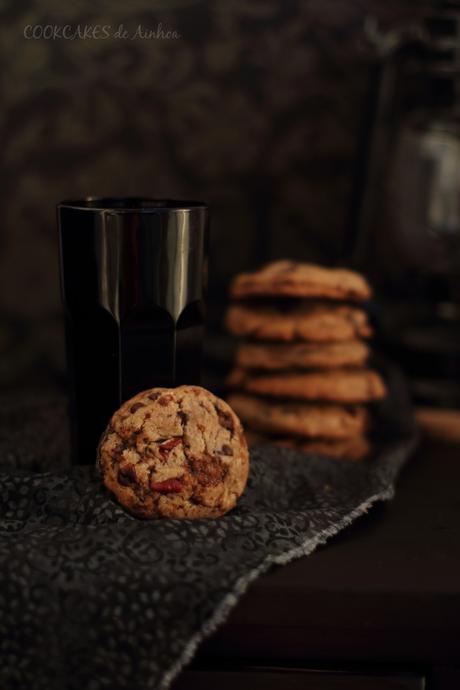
[173,415,460,690]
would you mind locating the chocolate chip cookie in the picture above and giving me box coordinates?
[98,386,249,519]
[227,393,369,439]
[281,435,371,460]
[236,340,370,370]
[227,368,387,403]
[230,260,372,301]
[225,303,373,342]
[245,430,371,461]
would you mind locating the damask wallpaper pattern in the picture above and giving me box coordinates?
[0,0,423,388]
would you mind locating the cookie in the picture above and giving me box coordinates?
[245,431,371,461]
[236,340,370,370]
[227,393,369,439]
[227,368,387,403]
[97,385,249,519]
[230,260,371,301]
[273,436,370,460]
[225,303,373,342]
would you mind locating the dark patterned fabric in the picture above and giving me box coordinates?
[0,365,417,690]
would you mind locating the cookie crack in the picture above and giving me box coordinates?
[177,397,190,463]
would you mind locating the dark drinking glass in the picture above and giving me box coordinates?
[58,197,209,464]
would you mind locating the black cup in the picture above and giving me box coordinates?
[58,197,209,464]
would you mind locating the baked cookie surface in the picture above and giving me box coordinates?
[236,340,370,370]
[227,368,387,403]
[230,260,371,301]
[227,393,368,439]
[98,386,249,519]
[226,303,373,342]
[245,431,371,461]
[283,435,371,460]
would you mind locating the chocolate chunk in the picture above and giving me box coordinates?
[117,464,137,486]
[148,392,161,402]
[159,395,173,407]
[216,407,234,433]
[130,402,145,413]
[220,444,233,456]
[178,411,188,424]
[190,456,226,487]
[114,441,127,459]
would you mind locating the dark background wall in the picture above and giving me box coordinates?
[0,0,423,391]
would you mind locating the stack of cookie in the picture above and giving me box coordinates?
[225,261,386,460]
